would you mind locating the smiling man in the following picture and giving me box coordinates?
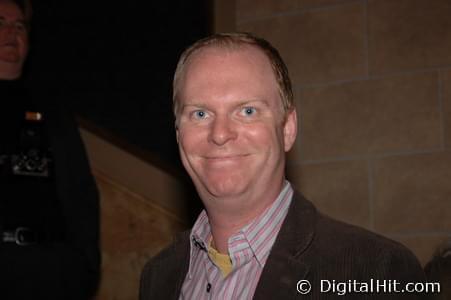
[0,0,28,79]
[140,33,429,299]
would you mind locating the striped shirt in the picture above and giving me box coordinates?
[180,182,294,300]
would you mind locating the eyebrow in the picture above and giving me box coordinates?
[238,99,271,107]
[182,99,270,108]
[0,16,26,23]
[180,103,207,110]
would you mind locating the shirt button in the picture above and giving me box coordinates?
[206,283,212,293]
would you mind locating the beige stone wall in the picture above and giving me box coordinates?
[93,171,186,300]
[79,129,189,300]
[236,0,451,265]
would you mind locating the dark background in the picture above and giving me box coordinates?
[23,1,212,175]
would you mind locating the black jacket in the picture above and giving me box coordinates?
[0,81,100,300]
[140,191,432,299]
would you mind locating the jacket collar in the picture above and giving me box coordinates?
[166,231,191,300]
[168,190,317,300]
[253,191,317,299]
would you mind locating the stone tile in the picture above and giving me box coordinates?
[443,69,451,149]
[368,0,451,75]
[373,152,451,233]
[298,0,354,10]
[238,2,366,86]
[236,0,358,22]
[98,173,186,254]
[95,173,187,300]
[214,0,236,32]
[236,0,298,22]
[298,72,441,161]
[288,160,370,228]
[97,252,149,300]
[388,235,451,266]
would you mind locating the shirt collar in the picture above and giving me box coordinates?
[187,181,294,276]
[188,210,210,278]
[233,181,293,266]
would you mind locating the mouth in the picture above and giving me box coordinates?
[202,154,251,165]
[204,153,249,159]
[0,44,17,50]
[0,41,17,47]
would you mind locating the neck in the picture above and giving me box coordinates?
[204,178,285,254]
[0,61,23,80]
[0,77,21,87]
[208,210,256,254]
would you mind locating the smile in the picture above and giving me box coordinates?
[0,44,18,50]
[202,154,250,164]
[0,41,17,46]
[204,154,249,160]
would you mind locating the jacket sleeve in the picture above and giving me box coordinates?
[373,243,436,299]
[140,232,191,300]
[47,103,101,299]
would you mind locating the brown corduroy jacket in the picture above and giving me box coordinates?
[140,192,432,299]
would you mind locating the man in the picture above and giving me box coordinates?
[140,33,429,299]
[0,1,100,299]
[0,0,28,79]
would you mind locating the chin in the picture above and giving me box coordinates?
[0,62,23,80]
[200,174,250,198]
[206,186,244,198]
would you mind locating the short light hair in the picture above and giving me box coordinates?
[172,32,294,118]
[3,0,32,28]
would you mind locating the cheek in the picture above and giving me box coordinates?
[242,124,282,150]
[18,34,29,54]
[178,127,206,156]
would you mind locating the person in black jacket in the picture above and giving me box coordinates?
[0,0,100,299]
[140,32,432,299]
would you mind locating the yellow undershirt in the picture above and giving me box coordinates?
[208,240,233,277]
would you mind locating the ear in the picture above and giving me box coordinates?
[175,121,180,144]
[283,109,297,152]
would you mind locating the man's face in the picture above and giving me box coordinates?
[176,46,297,204]
[0,0,28,79]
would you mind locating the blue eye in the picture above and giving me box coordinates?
[193,110,208,119]
[241,107,256,116]
[14,22,27,32]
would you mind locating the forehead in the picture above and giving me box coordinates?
[179,45,279,102]
[185,45,273,77]
[0,0,24,19]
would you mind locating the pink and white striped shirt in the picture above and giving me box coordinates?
[180,182,294,300]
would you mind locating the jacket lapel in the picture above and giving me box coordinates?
[162,232,191,300]
[253,192,317,299]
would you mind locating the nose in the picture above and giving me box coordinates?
[208,115,237,146]
[0,25,16,40]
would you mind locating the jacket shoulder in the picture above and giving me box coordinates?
[312,212,426,281]
[316,213,412,255]
[139,231,190,300]
[287,191,425,281]
[316,213,404,251]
